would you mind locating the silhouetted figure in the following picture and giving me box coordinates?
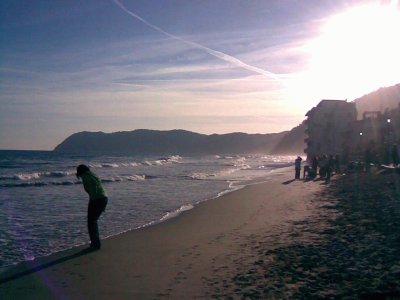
[334,154,340,174]
[76,164,108,250]
[392,145,399,166]
[295,156,302,179]
[319,155,328,178]
[303,160,310,179]
[326,155,334,182]
[308,156,318,179]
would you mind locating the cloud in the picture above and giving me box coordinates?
[113,0,280,80]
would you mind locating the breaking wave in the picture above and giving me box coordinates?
[0,171,75,181]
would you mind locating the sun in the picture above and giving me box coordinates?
[287,1,400,109]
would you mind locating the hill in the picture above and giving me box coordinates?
[270,122,306,155]
[353,83,400,118]
[53,129,288,155]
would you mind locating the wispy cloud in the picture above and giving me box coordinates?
[113,0,280,80]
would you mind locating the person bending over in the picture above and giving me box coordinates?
[76,164,108,250]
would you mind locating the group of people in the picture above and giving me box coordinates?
[295,154,341,182]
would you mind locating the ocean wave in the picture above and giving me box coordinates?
[257,162,293,169]
[235,163,251,170]
[0,173,152,188]
[159,204,194,222]
[89,163,120,168]
[144,155,182,166]
[188,167,240,180]
[89,155,182,169]
[0,171,75,181]
[217,181,244,197]
[168,155,182,162]
[188,172,216,180]
[0,181,78,188]
[120,162,141,167]
[101,174,147,183]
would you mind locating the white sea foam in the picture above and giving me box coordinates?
[101,163,120,168]
[1,180,80,188]
[159,204,194,222]
[120,174,146,181]
[2,170,74,181]
[217,182,244,197]
[14,173,41,181]
[102,174,147,183]
[144,155,181,166]
[189,172,215,180]
[43,171,74,177]
[121,162,141,167]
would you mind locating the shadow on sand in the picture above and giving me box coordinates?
[0,246,96,284]
[282,179,296,185]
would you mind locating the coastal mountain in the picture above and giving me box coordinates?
[354,83,400,118]
[54,129,289,155]
[270,122,306,155]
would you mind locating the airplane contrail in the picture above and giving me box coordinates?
[113,0,279,80]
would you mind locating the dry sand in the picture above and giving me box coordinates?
[1,167,400,299]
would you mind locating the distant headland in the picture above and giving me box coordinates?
[53,129,304,155]
[54,83,400,156]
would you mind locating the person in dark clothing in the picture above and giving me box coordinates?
[308,156,318,179]
[392,145,399,166]
[295,156,302,180]
[303,160,310,180]
[76,164,108,250]
[319,155,328,178]
[326,155,334,182]
[334,155,340,174]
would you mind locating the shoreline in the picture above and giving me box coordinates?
[5,167,400,298]
[0,166,282,274]
[1,169,399,299]
[1,166,318,299]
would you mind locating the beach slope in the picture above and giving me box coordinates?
[4,168,400,298]
[1,167,322,299]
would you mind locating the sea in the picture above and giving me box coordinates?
[0,150,295,270]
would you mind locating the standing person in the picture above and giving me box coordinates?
[326,155,334,183]
[303,160,310,180]
[295,156,302,180]
[334,155,341,174]
[392,145,399,166]
[76,164,108,250]
[319,155,328,178]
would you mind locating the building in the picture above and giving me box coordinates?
[356,105,400,164]
[305,99,400,164]
[355,111,385,160]
[304,100,357,160]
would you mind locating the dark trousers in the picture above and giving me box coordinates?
[87,197,108,248]
[295,168,301,179]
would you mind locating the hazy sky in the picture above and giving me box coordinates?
[1,0,399,150]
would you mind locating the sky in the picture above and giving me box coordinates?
[1,0,399,150]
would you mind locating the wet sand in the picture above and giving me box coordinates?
[1,167,399,299]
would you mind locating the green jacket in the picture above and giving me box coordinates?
[81,171,107,201]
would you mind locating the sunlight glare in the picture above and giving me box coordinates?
[287,1,400,110]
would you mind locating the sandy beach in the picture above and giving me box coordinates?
[1,166,400,299]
